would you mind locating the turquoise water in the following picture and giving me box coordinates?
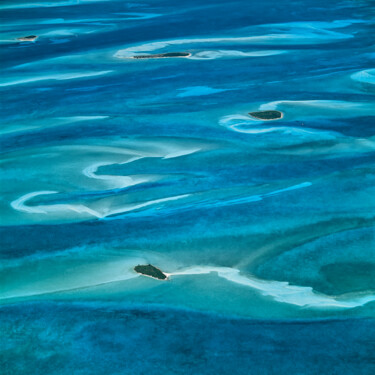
[1,0,375,374]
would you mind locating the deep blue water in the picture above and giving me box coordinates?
[1,0,375,374]
[2,303,375,375]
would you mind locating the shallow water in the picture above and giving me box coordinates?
[1,0,375,374]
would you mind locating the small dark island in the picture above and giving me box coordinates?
[134,264,168,280]
[249,110,283,120]
[132,52,191,59]
[17,35,38,42]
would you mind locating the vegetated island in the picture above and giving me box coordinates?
[17,35,38,42]
[132,52,191,59]
[249,110,283,120]
[134,264,168,280]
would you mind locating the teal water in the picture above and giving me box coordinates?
[1,0,375,374]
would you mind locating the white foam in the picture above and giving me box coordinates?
[171,266,375,309]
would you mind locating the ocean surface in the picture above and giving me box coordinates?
[1,0,375,374]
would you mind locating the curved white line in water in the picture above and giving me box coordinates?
[219,114,338,136]
[11,191,102,218]
[170,266,375,309]
[82,147,201,187]
[220,99,375,135]
[11,191,58,214]
[106,194,191,217]
[9,180,309,221]
[82,158,148,189]
[230,125,326,135]
[7,143,205,223]
[10,190,191,220]
[220,114,257,124]
[256,99,375,123]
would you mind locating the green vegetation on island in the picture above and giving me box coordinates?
[17,35,38,42]
[249,110,283,120]
[134,264,168,280]
[132,52,191,59]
